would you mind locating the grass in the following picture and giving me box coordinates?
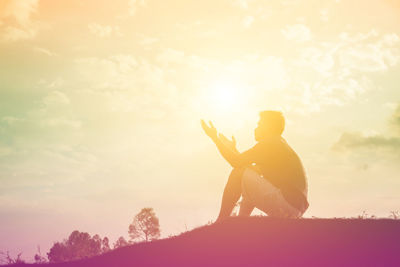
[5,216,400,267]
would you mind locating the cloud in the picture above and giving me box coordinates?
[338,31,400,72]
[156,48,185,66]
[88,23,122,38]
[1,116,24,125]
[74,54,141,91]
[43,91,70,107]
[74,53,181,120]
[333,103,400,157]
[282,24,312,43]
[0,0,38,26]
[288,30,400,114]
[295,45,336,76]
[333,132,400,152]
[389,103,400,134]
[294,30,400,75]
[138,36,159,47]
[242,15,254,29]
[232,0,249,9]
[39,118,82,129]
[32,46,54,56]
[320,8,329,22]
[128,0,145,16]
[0,24,36,41]
[0,0,41,42]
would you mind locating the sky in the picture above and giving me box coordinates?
[1,0,400,261]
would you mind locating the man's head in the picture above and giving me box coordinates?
[254,110,285,141]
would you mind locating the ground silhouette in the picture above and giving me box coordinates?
[6,216,400,267]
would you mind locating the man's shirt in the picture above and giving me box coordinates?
[237,135,309,213]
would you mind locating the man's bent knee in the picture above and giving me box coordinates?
[229,167,246,179]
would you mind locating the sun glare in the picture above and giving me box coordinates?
[208,78,247,112]
[192,76,253,131]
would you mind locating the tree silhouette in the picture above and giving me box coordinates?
[47,230,110,263]
[96,235,110,254]
[113,236,129,249]
[34,246,47,264]
[0,251,24,265]
[128,208,160,242]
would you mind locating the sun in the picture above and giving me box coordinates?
[192,76,252,121]
[208,78,247,112]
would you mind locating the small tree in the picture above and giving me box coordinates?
[101,236,111,253]
[47,230,110,263]
[0,251,24,265]
[34,246,47,264]
[390,211,399,219]
[128,208,160,242]
[113,236,129,249]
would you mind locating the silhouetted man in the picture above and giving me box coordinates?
[201,111,309,223]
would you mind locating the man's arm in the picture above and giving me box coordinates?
[201,119,257,168]
[211,136,242,168]
[213,137,262,170]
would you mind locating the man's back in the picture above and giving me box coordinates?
[241,136,309,213]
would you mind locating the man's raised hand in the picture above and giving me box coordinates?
[201,119,218,140]
[219,133,238,153]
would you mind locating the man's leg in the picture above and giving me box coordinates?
[240,168,282,217]
[216,167,245,222]
[238,169,256,217]
[238,198,255,217]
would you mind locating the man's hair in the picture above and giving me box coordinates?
[259,110,285,135]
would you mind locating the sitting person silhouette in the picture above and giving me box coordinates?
[201,110,309,223]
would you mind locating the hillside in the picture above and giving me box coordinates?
[10,216,400,267]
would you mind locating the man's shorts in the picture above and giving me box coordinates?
[241,167,303,218]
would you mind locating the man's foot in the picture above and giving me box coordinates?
[214,216,230,225]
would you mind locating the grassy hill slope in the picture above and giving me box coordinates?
[10,217,400,267]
